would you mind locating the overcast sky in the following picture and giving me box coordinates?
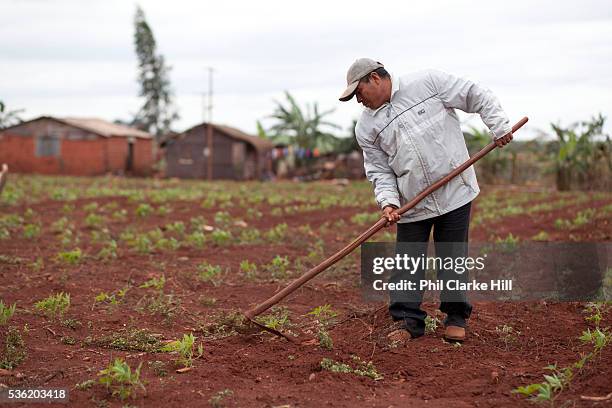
[1,0,611,139]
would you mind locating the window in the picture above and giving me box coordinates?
[35,135,60,157]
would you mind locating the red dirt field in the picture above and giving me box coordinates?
[0,180,611,407]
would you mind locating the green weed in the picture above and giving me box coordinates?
[98,358,145,400]
[34,292,70,318]
[0,326,26,369]
[160,333,203,368]
[0,300,16,325]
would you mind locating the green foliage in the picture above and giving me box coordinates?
[266,255,290,280]
[160,333,203,368]
[22,223,41,238]
[239,260,257,280]
[265,223,288,242]
[165,221,185,235]
[85,328,162,352]
[135,203,153,217]
[97,240,118,261]
[256,306,291,331]
[213,211,232,227]
[51,217,68,232]
[307,304,337,325]
[0,300,16,325]
[425,315,441,334]
[34,292,70,318]
[56,248,83,265]
[197,263,223,286]
[186,231,206,248]
[139,275,166,291]
[551,113,610,191]
[0,327,26,369]
[98,358,145,400]
[93,286,130,310]
[320,356,383,380]
[211,229,232,246]
[85,213,105,229]
[266,91,341,153]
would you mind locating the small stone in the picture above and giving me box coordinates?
[309,373,315,381]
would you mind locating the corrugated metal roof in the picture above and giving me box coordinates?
[59,117,152,139]
[169,122,273,152]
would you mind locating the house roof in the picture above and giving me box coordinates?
[1,116,152,139]
[166,122,273,152]
[58,117,152,139]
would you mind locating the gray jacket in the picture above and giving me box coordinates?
[355,69,512,222]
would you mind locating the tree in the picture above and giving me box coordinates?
[551,114,610,191]
[267,91,341,153]
[0,101,24,129]
[132,6,178,141]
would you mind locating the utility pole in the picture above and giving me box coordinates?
[206,67,214,180]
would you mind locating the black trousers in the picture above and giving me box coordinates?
[389,201,473,338]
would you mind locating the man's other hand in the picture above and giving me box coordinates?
[382,205,401,226]
[495,132,513,148]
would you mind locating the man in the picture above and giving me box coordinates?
[339,58,512,342]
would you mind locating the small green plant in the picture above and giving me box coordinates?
[213,211,232,227]
[239,260,257,280]
[75,379,96,390]
[0,326,27,369]
[307,304,338,325]
[135,203,153,217]
[83,202,99,212]
[56,248,83,265]
[186,231,206,248]
[266,255,290,279]
[112,209,128,221]
[85,213,105,229]
[211,229,232,246]
[209,389,233,408]
[256,306,291,331]
[495,233,520,252]
[156,204,172,216]
[34,292,70,318]
[238,228,261,244]
[350,212,379,226]
[320,356,383,380]
[531,231,550,241]
[0,300,16,325]
[165,221,186,235]
[97,240,118,261]
[495,324,520,349]
[93,286,130,310]
[98,358,146,400]
[160,333,203,368]
[197,263,223,286]
[264,223,288,242]
[140,275,166,292]
[84,328,162,352]
[23,223,41,239]
[425,315,441,334]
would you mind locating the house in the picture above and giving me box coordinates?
[0,116,155,176]
[163,122,273,180]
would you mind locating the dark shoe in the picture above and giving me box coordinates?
[444,325,466,342]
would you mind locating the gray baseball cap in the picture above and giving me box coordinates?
[339,58,384,102]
